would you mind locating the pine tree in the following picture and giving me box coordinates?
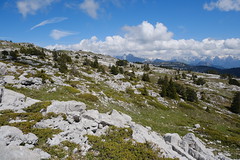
[142,73,150,82]
[231,92,240,114]
[167,78,178,100]
[110,65,119,75]
[10,50,19,60]
[161,85,167,97]
[92,57,99,68]
[157,77,164,85]
[143,64,150,71]
[186,87,198,102]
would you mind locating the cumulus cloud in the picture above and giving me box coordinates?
[79,0,99,19]
[123,21,173,42]
[50,29,76,40]
[17,0,58,17]
[31,17,67,30]
[204,0,240,11]
[46,21,240,59]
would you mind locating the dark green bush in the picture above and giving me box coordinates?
[116,59,128,66]
[24,101,51,113]
[87,126,162,160]
[231,92,240,114]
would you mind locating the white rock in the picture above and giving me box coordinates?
[164,133,182,146]
[0,88,39,111]
[0,143,41,160]
[0,126,38,146]
[3,76,16,84]
[194,124,201,129]
[47,100,86,114]
[33,148,51,159]
[0,62,7,75]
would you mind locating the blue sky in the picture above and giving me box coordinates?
[0,0,240,59]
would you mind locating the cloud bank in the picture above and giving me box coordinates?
[31,17,68,30]
[50,29,76,40]
[46,21,240,60]
[17,0,58,17]
[204,0,240,11]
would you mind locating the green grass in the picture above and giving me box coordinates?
[178,102,195,110]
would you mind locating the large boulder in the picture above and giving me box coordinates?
[46,101,86,114]
[0,143,41,160]
[0,126,50,160]
[163,132,215,160]
[3,76,16,84]
[0,62,7,76]
[0,88,39,111]
[182,133,214,159]
[0,126,38,146]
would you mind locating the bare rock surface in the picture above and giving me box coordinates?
[34,102,227,160]
[0,126,50,160]
[46,100,86,114]
[0,88,39,111]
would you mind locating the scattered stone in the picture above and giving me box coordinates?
[194,124,201,129]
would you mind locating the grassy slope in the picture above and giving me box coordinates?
[1,43,239,158]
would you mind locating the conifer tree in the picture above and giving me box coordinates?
[231,92,240,114]
[167,78,178,100]
[142,73,150,82]
[186,87,198,102]
[110,65,119,75]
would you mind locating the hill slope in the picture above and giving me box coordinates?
[0,40,240,159]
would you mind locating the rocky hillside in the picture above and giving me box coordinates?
[0,40,239,160]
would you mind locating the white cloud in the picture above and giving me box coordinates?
[123,21,173,42]
[46,21,240,59]
[31,17,67,30]
[204,0,240,11]
[50,29,76,40]
[17,0,58,17]
[79,0,99,19]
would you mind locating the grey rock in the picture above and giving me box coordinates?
[0,88,39,111]
[0,62,7,75]
[0,126,38,146]
[194,124,201,129]
[33,148,51,159]
[47,101,86,114]
[0,143,41,160]
[3,76,16,84]
[163,132,216,160]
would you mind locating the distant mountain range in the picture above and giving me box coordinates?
[115,54,240,77]
[115,54,240,69]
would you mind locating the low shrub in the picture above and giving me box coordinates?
[24,101,51,113]
[86,126,164,160]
